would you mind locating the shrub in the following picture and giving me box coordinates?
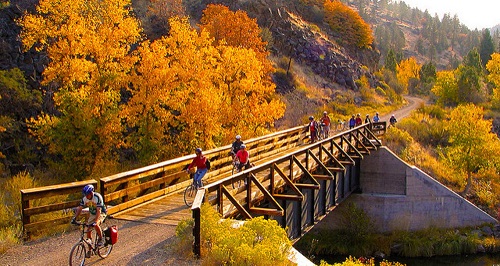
[175,204,293,265]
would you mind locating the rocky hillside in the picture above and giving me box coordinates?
[1,0,383,94]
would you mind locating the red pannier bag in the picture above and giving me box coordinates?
[104,225,118,245]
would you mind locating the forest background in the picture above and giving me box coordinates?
[1,0,500,253]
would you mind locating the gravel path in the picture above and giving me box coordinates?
[0,218,200,266]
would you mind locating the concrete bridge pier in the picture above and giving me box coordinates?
[312,146,496,233]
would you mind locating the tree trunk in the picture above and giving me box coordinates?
[461,172,472,196]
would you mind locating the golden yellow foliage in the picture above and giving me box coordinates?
[123,17,285,160]
[323,0,373,49]
[199,4,273,77]
[19,0,143,178]
[431,70,459,106]
[396,57,421,94]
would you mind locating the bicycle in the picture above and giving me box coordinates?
[231,159,243,189]
[69,219,113,266]
[184,174,203,207]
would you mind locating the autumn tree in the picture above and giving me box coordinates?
[396,57,421,94]
[199,4,273,77]
[323,0,374,49]
[487,53,500,109]
[123,17,285,162]
[442,104,500,196]
[19,0,143,179]
[431,70,459,106]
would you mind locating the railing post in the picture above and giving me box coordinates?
[21,191,30,240]
[192,206,201,258]
[191,189,205,259]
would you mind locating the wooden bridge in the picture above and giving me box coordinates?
[20,122,387,253]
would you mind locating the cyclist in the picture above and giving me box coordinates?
[230,135,244,158]
[234,144,251,171]
[186,148,208,189]
[389,114,397,127]
[355,113,362,126]
[320,111,331,138]
[71,184,107,247]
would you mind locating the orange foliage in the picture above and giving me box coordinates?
[396,57,421,93]
[323,0,373,49]
[124,17,285,160]
[199,4,273,77]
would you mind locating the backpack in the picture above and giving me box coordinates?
[205,158,211,170]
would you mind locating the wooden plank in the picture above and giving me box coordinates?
[312,174,334,180]
[21,180,97,201]
[23,200,80,216]
[24,216,71,233]
[249,207,283,216]
[272,194,303,201]
[326,167,344,172]
[295,183,320,190]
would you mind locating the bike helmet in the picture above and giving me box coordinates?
[240,144,246,149]
[235,135,241,140]
[309,116,314,120]
[82,184,94,196]
[323,111,327,114]
[195,148,202,153]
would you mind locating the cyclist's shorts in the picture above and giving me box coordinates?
[81,208,107,225]
[88,212,106,224]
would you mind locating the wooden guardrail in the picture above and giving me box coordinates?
[20,121,386,239]
[99,125,309,216]
[20,179,98,239]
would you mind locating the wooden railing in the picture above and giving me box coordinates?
[19,122,386,240]
[100,125,309,216]
[20,180,98,239]
[191,122,386,257]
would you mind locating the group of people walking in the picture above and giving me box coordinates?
[309,111,396,143]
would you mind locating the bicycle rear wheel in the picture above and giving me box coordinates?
[69,242,86,266]
[97,243,113,258]
[184,185,196,207]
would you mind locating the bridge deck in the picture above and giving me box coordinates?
[113,191,190,225]
[111,139,319,224]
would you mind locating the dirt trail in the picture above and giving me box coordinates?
[380,95,425,122]
[0,96,425,266]
[0,218,199,266]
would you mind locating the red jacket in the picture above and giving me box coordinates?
[235,149,249,164]
[188,155,207,170]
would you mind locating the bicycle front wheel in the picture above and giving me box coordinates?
[69,242,86,266]
[184,185,196,207]
[231,165,242,189]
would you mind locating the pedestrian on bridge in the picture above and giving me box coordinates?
[373,112,380,123]
[186,148,208,189]
[320,111,331,138]
[355,113,362,126]
[308,116,319,143]
[349,115,356,129]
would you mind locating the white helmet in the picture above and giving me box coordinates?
[240,144,246,149]
[236,135,241,140]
